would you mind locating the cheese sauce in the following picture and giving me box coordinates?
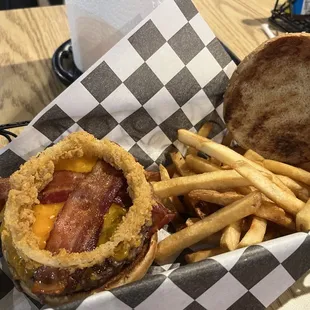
[55,156,97,173]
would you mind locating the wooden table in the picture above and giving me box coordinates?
[0,5,68,125]
[1,1,308,309]
[0,0,276,126]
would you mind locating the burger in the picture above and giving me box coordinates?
[1,131,174,305]
[224,33,310,165]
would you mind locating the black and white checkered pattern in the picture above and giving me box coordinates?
[0,0,307,309]
[0,0,234,177]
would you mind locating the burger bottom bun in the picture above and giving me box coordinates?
[17,233,157,306]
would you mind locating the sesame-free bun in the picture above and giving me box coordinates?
[224,33,310,165]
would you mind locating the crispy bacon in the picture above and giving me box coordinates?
[38,171,85,204]
[113,183,131,208]
[0,178,10,212]
[32,200,174,296]
[46,161,124,253]
[150,202,175,234]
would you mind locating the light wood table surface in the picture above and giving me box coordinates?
[1,1,309,309]
[0,5,68,125]
[0,0,276,125]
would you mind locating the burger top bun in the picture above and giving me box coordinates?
[224,33,310,165]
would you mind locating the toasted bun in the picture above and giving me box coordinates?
[16,234,157,306]
[224,33,310,165]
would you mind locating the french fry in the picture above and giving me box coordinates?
[159,165,185,214]
[237,186,256,195]
[152,170,251,199]
[182,195,199,217]
[296,198,310,232]
[198,122,214,138]
[189,189,243,206]
[186,218,222,244]
[238,186,274,203]
[221,165,232,170]
[161,198,185,231]
[183,196,219,218]
[244,149,264,161]
[159,164,170,180]
[220,220,242,251]
[185,247,226,263]
[145,170,161,182]
[186,190,243,249]
[186,218,200,226]
[171,196,186,214]
[185,155,220,173]
[276,175,310,202]
[155,192,261,264]
[178,129,295,196]
[188,182,294,227]
[263,159,310,186]
[170,152,195,176]
[238,216,267,248]
[232,160,305,215]
[187,122,213,155]
[262,171,295,197]
[170,153,207,216]
[255,202,295,230]
[210,157,222,167]
[193,205,206,219]
[166,164,176,178]
[194,201,220,218]
[159,165,185,231]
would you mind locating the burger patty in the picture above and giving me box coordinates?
[32,238,149,297]
[3,158,174,299]
[30,201,174,298]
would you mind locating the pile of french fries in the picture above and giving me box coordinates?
[149,123,310,265]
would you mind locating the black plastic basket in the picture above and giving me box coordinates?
[270,0,310,32]
[0,121,30,143]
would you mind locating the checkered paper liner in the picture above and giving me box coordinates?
[0,0,309,309]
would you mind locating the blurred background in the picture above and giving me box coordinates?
[0,0,63,10]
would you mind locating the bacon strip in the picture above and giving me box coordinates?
[0,178,10,212]
[46,161,124,253]
[113,183,131,208]
[38,171,85,204]
[150,202,175,234]
[32,201,174,296]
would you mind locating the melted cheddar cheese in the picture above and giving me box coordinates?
[98,204,129,261]
[98,204,126,246]
[32,202,128,252]
[32,203,64,249]
[55,156,97,173]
